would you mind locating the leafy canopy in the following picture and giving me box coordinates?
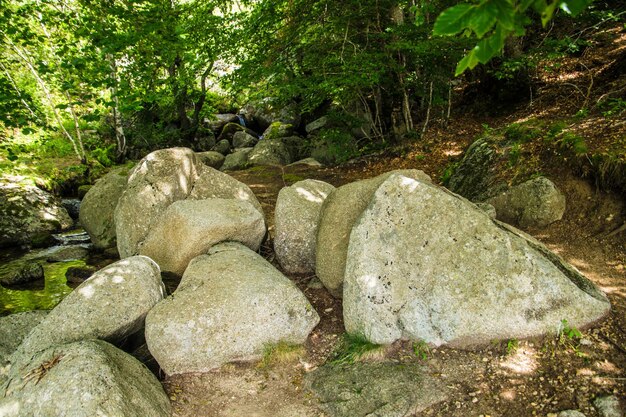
[433,0,593,75]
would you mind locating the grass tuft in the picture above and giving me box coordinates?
[329,333,388,365]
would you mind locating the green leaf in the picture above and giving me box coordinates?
[433,4,474,36]
[491,0,516,31]
[455,50,480,76]
[541,1,558,26]
[559,0,592,16]
[470,2,497,38]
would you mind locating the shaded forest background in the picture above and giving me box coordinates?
[0,0,624,195]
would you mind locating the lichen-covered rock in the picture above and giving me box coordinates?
[145,242,319,374]
[248,139,292,166]
[486,176,566,228]
[0,340,170,417]
[305,363,447,417]
[79,168,129,250]
[316,170,431,297]
[262,122,294,140]
[217,122,258,144]
[343,174,610,347]
[115,148,199,257]
[593,396,623,417]
[115,148,263,259]
[221,148,253,171]
[0,311,48,375]
[305,116,331,135]
[274,179,335,274]
[205,113,239,134]
[212,139,231,156]
[196,151,225,169]
[190,164,263,214]
[232,131,258,149]
[0,181,73,248]
[140,199,266,276]
[447,136,502,202]
[10,256,164,367]
[0,259,44,286]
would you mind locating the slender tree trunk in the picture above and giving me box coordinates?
[421,81,434,136]
[108,56,127,161]
[0,61,41,123]
[33,12,87,162]
[2,33,85,162]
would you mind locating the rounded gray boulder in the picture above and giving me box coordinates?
[316,170,431,297]
[486,176,566,228]
[0,340,170,417]
[343,174,610,347]
[11,256,165,365]
[79,167,129,250]
[139,199,266,276]
[274,179,335,274]
[145,242,319,374]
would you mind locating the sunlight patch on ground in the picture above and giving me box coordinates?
[499,388,516,401]
[568,258,590,270]
[500,345,538,374]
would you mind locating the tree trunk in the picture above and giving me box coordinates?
[109,56,127,162]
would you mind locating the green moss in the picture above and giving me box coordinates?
[258,342,305,368]
[0,260,84,315]
[282,173,305,184]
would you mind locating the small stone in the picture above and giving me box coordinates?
[593,395,623,417]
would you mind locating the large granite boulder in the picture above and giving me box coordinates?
[115,148,263,258]
[305,363,447,417]
[196,151,225,169]
[0,340,170,417]
[9,256,164,368]
[343,174,610,347]
[316,170,431,297]
[0,311,48,377]
[145,242,319,374]
[189,164,263,214]
[248,139,292,166]
[212,139,231,155]
[274,179,335,274]
[232,131,258,149]
[0,181,73,248]
[446,136,501,202]
[486,176,566,228]
[140,199,266,276]
[115,148,199,257]
[221,147,253,171]
[79,167,129,250]
[262,122,295,140]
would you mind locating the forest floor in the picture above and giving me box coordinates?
[162,24,626,417]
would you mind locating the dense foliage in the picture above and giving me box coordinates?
[0,0,619,170]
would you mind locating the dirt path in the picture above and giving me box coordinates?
[162,160,625,417]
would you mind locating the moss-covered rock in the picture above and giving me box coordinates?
[0,181,73,249]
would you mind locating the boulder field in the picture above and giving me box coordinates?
[0,147,612,416]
